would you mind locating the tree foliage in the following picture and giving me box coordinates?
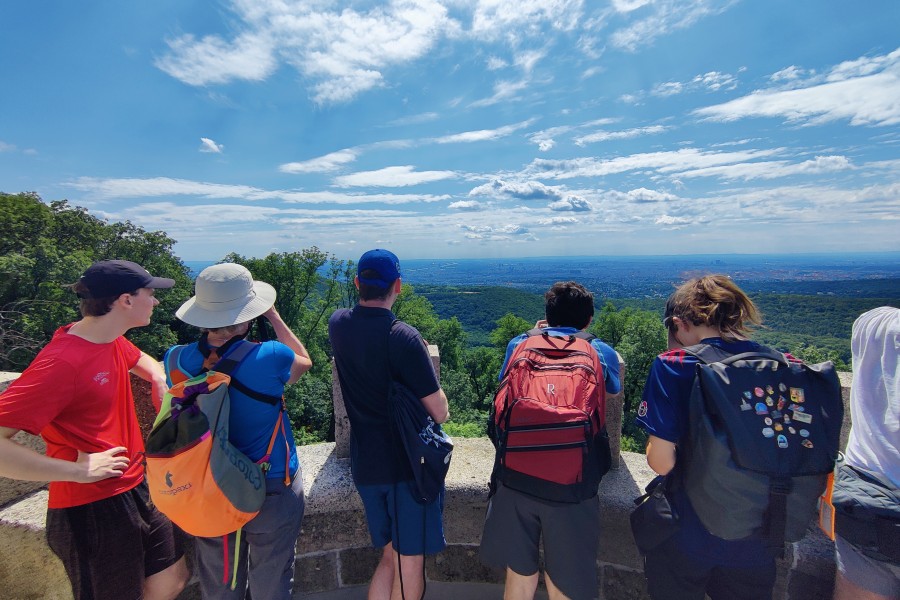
[0,192,192,369]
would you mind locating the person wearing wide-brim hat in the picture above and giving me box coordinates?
[165,263,312,600]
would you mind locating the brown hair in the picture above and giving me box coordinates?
[665,275,761,342]
[72,281,135,317]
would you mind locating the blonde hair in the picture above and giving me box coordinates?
[665,275,761,342]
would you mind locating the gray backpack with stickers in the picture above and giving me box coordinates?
[681,344,843,556]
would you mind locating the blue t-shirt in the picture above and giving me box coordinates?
[636,337,773,567]
[163,340,299,481]
[328,305,441,485]
[499,327,621,396]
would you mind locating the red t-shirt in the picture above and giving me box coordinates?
[0,324,145,508]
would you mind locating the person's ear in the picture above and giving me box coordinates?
[119,293,133,307]
[353,276,360,291]
[393,279,402,294]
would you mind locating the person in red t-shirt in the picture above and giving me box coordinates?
[0,260,190,600]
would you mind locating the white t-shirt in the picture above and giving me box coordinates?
[844,306,900,488]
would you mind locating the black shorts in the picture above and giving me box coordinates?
[46,481,185,600]
[479,484,600,600]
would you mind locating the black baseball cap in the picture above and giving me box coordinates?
[77,260,175,299]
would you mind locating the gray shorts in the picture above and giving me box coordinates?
[479,484,600,600]
[836,534,900,598]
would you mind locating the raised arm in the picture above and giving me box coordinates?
[263,306,313,384]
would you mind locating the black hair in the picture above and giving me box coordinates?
[544,281,595,330]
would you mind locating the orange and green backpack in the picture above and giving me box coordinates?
[144,341,288,587]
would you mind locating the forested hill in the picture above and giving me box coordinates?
[418,282,899,362]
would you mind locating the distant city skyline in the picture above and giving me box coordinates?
[1,1,898,261]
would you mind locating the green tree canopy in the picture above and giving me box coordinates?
[0,192,192,368]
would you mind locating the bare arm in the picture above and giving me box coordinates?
[130,352,168,411]
[646,435,677,475]
[263,306,313,384]
[420,388,449,424]
[0,426,129,483]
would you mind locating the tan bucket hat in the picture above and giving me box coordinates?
[175,263,276,328]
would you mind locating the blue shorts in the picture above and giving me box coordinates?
[357,481,446,556]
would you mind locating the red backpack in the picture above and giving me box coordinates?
[489,329,611,503]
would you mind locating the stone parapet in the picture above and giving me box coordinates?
[0,369,853,599]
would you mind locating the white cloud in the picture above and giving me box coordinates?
[607,187,680,203]
[770,65,807,83]
[333,165,458,187]
[575,125,668,145]
[67,176,448,204]
[609,0,736,52]
[469,179,566,201]
[0,141,16,152]
[677,155,853,181]
[155,32,277,85]
[486,56,508,70]
[525,147,784,180]
[280,150,358,173]
[156,0,457,104]
[448,200,482,211]
[695,48,900,126]
[433,119,534,144]
[200,137,224,153]
[538,216,579,225]
[470,0,584,38]
[548,195,592,211]
[655,214,692,226]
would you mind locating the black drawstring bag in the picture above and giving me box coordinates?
[389,379,454,504]
[630,473,681,554]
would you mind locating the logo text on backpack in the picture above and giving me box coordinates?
[547,383,556,395]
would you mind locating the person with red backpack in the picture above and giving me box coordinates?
[165,263,312,599]
[480,281,621,600]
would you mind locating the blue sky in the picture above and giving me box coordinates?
[1,1,898,262]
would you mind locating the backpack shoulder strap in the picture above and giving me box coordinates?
[574,330,597,342]
[214,342,282,405]
[165,345,190,385]
[682,342,730,364]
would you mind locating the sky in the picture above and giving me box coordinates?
[1,0,898,262]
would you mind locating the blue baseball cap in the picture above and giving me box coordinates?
[357,249,401,289]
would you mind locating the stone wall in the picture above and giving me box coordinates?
[0,364,852,599]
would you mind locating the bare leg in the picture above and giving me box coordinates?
[544,572,573,600]
[504,568,539,600]
[143,557,189,600]
[834,571,893,600]
[392,552,425,600]
[369,544,395,600]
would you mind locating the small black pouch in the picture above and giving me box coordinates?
[630,473,680,554]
